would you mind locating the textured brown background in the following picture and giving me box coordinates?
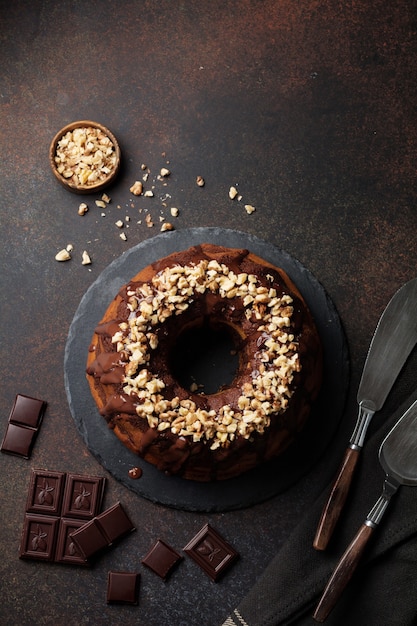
[1,1,417,624]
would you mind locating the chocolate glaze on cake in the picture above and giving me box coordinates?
[86,244,322,481]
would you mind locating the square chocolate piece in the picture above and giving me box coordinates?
[62,473,105,519]
[141,539,183,581]
[19,514,59,562]
[95,502,135,544]
[9,394,46,429]
[107,571,140,605]
[183,523,239,581]
[26,469,66,516]
[1,423,37,459]
[55,518,89,566]
[69,518,109,560]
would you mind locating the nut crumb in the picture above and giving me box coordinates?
[95,199,106,208]
[81,250,91,265]
[196,176,205,187]
[245,204,256,214]
[170,207,179,217]
[229,186,238,199]
[66,244,74,252]
[145,214,154,227]
[160,222,174,232]
[78,202,88,216]
[130,181,143,196]
[115,220,124,228]
[101,193,111,203]
[55,249,71,262]
[160,167,170,177]
[144,190,154,197]
[120,232,127,241]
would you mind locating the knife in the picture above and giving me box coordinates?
[313,397,417,622]
[313,278,417,551]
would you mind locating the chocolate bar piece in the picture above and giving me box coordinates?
[26,469,66,516]
[107,571,140,605]
[61,473,105,519]
[70,502,135,561]
[141,539,183,580]
[1,394,47,458]
[9,394,46,429]
[183,523,239,581]
[19,514,59,562]
[1,423,37,459]
[96,502,135,544]
[55,518,89,566]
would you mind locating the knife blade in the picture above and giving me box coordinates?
[313,278,417,551]
[313,397,417,622]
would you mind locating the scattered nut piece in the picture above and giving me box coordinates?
[81,250,92,265]
[95,199,106,208]
[245,204,256,214]
[161,222,174,232]
[196,176,205,187]
[130,181,143,196]
[160,167,170,177]
[145,214,154,227]
[120,232,127,241]
[141,164,147,170]
[78,202,88,216]
[55,249,71,262]
[101,193,111,203]
[229,186,238,199]
[144,190,154,197]
[170,207,179,217]
[66,244,74,252]
[115,220,124,228]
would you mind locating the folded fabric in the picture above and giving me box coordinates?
[222,390,417,626]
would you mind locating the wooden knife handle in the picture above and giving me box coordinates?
[313,447,361,550]
[313,523,374,622]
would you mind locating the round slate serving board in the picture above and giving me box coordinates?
[64,228,349,512]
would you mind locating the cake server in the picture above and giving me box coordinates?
[313,397,417,622]
[313,278,417,551]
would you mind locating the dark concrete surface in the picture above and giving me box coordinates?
[1,1,417,625]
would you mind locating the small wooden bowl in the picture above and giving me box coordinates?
[49,120,121,194]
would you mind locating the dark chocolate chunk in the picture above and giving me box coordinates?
[107,571,140,605]
[26,469,66,516]
[183,523,239,581]
[55,518,90,566]
[95,501,135,544]
[141,539,183,580]
[61,473,105,519]
[1,423,37,459]
[69,518,109,560]
[9,394,46,429]
[19,514,59,562]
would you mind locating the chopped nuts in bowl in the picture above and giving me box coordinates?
[49,120,121,194]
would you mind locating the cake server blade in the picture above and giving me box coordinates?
[313,278,417,551]
[313,397,417,622]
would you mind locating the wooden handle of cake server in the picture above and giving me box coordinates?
[313,447,361,551]
[313,523,374,622]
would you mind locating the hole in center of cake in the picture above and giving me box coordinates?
[170,320,240,395]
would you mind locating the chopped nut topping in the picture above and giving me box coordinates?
[160,222,174,232]
[116,259,300,448]
[196,176,205,187]
[82,250,91,265]
[170,207,179,217]
[245,204,256,214]
[160,167,170,177]
[229,186,238,199]
[78,202,88,216]
[95,199,106,208]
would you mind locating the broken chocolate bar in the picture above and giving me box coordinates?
[107,571,140,605]
[55,518,89,566]
[183,523,239,581]
[141,539,183,580]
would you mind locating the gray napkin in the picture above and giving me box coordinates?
[222,390,417,626]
